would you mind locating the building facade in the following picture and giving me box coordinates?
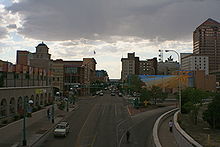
[121,52,157,81]
[193,18,220,81]
[181,53,209,75]
[121,53,139,81]
[95,70,109,82]
[139,58,157,75]
[157,61,179,75]
[51,59,64,93]
[16,50,31,66]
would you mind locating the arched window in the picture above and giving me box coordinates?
[0,99,7,117]
[9,98,15,114]
[40,94,43,105]
[35,95,39,106]
[44,93,47,105]
[17,97,23,113]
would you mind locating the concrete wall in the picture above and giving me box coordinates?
[173,111,203,147]
[0,86,52,119]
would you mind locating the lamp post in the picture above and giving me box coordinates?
[22,98,33,146]
[165,50,181,112]
[66,90,69,112]
[51,88,55,124]
[22,97,27,146]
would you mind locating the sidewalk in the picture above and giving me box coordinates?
[0,103,78,147]
[158,115,178,147]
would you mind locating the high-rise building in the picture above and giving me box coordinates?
[193,18,220,81]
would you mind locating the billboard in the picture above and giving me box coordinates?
[139,72,193,89]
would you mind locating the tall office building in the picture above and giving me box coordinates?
[193,18,220,81]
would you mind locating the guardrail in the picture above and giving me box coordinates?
[173,111,203,147]
[153,108,179,147]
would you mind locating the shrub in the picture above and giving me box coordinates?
[2,119,8,124]
[58,101,65,110]
[203,94,220,129]
[13,115,20,121]
[182,102,193,114]
[32,107,38,112]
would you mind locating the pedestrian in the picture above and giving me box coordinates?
[126,130,130,143]
[169,120,173,132]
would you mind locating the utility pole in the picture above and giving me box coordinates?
[22,97,27,146]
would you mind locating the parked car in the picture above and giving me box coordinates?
[99,92,104,96]
[54,121,70,137]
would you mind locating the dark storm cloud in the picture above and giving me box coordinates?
[8,0,220,41]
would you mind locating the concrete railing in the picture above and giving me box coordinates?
[173,111,203,147]
[153,108,179,147]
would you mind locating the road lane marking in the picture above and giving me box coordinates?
[116,118,130,147]
[127,105,132,116]
[115,104,117,117]
[101,105,105,116]
[75,104,97,147]
[91,133,97,147]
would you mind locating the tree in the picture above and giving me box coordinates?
[181,87,209,124]
[127,75,144,94]
[150,86,167,105]
[140,88,151,102]
[203,93,220,129]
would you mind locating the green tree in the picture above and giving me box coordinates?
[127,75,144,93]
[150,86,167,105]
[140,88,151,102]
[203,93,220,129]
[181,87,209,124]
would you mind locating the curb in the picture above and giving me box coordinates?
[152,108,179,147]
[30,105,79,147]
[173,111,203,147]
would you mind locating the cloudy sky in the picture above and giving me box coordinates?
[0,0,219,78]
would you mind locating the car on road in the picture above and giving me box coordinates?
[99,92,104,96]
[111,92,115,96]
[118,93,122,97]
[54,121,70,137]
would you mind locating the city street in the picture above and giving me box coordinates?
[40,93,174,147]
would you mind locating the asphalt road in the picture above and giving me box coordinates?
[40,93,174,147]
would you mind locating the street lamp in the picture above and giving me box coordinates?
[51,89,55,124]
[22,98,33,146]
[165,50,181,112]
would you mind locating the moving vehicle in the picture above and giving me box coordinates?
[54,121,70,137]
[111,92,115,96]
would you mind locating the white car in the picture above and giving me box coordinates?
[54,121,70,137]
